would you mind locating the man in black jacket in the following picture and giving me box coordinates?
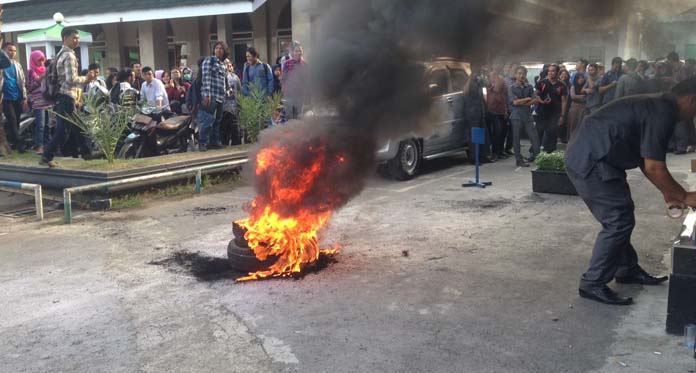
[566,78,696,305]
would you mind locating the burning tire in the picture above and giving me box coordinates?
[233,222,249,248]
[387,139,421,180]
[227,239,278,273]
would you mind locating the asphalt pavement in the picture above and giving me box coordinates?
[1,153,696,372]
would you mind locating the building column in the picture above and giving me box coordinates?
[138,20,170,69]
[216,15,234,47]
[24,46,33,69]
[292,0,315,61]
[80,46,89,70]
[616,12,644,60]
[251,4,270,63]
[102,23,122,69]
[198,16,213,62]
[171,17,202,68]
[45,42,55,59]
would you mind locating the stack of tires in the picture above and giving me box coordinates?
[227,222,278,272]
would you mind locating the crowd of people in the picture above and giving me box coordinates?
[0,26,309,166]
[1,25,695,171]
[471,53,696,167]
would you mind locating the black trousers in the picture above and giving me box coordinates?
[486,112,507,155]
[567,164,639,289]
[2,99,22,147]
[504,117,513,151]
[536,113,561,153]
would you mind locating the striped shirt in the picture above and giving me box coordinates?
[56,45,86,99]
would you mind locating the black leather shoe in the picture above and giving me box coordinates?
[579,286,633,305]
[615,269,668,285]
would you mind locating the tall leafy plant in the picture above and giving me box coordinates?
[56,95,136,164]
[237,82,283,143]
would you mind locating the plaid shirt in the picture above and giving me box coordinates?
[57,45,86,99]
[201,56,226,103]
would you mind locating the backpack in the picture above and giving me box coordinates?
[41,51,62,102]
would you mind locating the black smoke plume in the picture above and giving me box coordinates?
[246,0,638,216]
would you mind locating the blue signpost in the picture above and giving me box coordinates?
[462,127,492,188]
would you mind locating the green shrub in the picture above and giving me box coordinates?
[534,151,566,172]
[237,82,283,143]
[55,95,136,164]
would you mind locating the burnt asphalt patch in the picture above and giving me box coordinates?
[149,250,339,282]
[149,250,245,282]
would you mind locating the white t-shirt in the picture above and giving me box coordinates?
[140,79,170,108]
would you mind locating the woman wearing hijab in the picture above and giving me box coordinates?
[272,64,282,94]
[181,67,193,86]
[567,72,587,141]
[155,69,164,81]
[26,50,51,154]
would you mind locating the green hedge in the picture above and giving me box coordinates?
[534,151,566,172]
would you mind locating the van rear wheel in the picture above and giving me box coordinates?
[387,139,421,180]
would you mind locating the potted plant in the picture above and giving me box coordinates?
[531,151,578,195]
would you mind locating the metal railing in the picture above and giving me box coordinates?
[62,158,247,224]
[0,181,44,220]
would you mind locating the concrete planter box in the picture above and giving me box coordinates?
[531,169,578,196]
[0,151,248,193]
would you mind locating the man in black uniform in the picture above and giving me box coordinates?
[565,78,696,305]
[535,64,567,153]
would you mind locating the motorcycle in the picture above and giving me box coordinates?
[118,106,193,159]
[14,110,37,153]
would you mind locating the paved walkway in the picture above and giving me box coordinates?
[1,153,695,372]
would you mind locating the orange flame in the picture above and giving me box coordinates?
[235,143,340,281]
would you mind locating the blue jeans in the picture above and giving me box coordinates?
[42,94,75,161]
[34,109,49,148]
[197,101,222,146]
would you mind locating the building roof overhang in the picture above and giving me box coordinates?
[2,0,267,33]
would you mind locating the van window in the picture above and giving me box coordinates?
[429,69,449,96]
[450,69,469,92]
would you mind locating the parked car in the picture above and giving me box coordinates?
[376,58,474,180]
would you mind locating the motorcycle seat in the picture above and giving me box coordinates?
[133,114,153,126]
[157,115,190,131]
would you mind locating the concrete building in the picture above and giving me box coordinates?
[2,0,694,73]
[660,6,696,60]
[1,0,302,72]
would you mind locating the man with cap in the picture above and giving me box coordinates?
[565,78,696,305]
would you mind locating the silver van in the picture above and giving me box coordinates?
[377,58,474,180]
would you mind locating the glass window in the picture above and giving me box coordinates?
[428,69,449,96]
[450,69,469,92]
